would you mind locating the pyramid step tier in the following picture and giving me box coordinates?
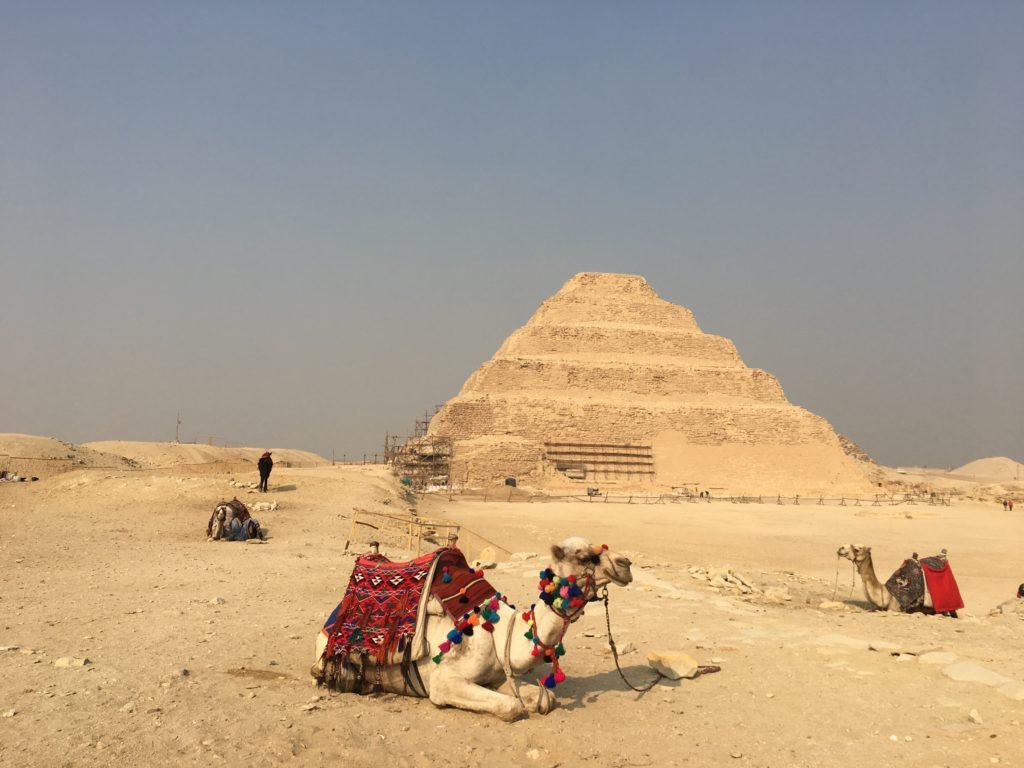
[461,358,785,402]
[430,396,838,447]
[496,326,742,365]
[530,298,701,332]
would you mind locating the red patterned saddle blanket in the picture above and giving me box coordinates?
[321,547,497,665]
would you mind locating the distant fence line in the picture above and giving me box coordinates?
[430,487,955,507]
[334,455,386,465]
[0,455,326,476]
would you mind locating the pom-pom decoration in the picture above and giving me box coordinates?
[432,590,509,666]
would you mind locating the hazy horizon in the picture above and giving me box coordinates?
[2,3,1022,469]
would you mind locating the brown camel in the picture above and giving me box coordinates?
[836,544,960,616]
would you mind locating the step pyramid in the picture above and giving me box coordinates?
[428,272,875,494]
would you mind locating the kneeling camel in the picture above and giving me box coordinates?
[312,536,633,720]
[837,544,961,616]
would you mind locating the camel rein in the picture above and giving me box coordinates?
[598,586,721,693]
[598,586,664,692]
[831,555,856,602]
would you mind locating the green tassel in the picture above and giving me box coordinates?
[524,630,534,640]
[555,642,565,657]
[432,653,443,664]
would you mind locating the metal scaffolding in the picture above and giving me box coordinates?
[543,441,655,482]
[385,405,451,490]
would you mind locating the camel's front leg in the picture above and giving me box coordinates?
[516,683,558,715]
[429,668,526,722]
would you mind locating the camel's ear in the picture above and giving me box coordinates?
[551,544,566,562]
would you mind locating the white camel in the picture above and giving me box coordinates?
[836,544,957,615]
[311,536,633,720]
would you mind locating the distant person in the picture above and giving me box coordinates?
[1004,500,1009,511]
[258,451,273,493]
[1011,500,1016,512]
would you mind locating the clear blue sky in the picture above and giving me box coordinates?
[1,2,1021,468]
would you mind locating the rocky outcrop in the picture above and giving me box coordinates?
[428,272,875,494]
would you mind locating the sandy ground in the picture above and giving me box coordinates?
[4,462,1024,768]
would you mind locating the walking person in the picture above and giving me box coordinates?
[258,451,273,493]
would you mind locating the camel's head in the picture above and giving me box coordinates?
[550,536,633,592]
[837,544,871,563]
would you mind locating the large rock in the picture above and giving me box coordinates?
[647,650,700,680]
[942,661,1012,687]
[997,681,1024,701]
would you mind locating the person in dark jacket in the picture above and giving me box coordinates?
[258,451,273,492]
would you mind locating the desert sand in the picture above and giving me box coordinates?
[3,438,1024,768]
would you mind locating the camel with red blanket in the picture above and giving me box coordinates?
[311,536,633,720]
[837,544,963,616]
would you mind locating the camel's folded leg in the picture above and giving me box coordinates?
[429,669,526,722]
[517,683,558,715]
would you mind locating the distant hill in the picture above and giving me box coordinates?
[952,456,1024,480]
[0,433,140,475]
[1,433,327,477]
[83,440,327,469]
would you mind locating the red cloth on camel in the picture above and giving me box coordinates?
[322,547,496,665]
[921,559,964,613]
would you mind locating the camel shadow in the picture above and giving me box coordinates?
[556,665,701,711]
[842,598,881,612]
[272,484,298,492]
